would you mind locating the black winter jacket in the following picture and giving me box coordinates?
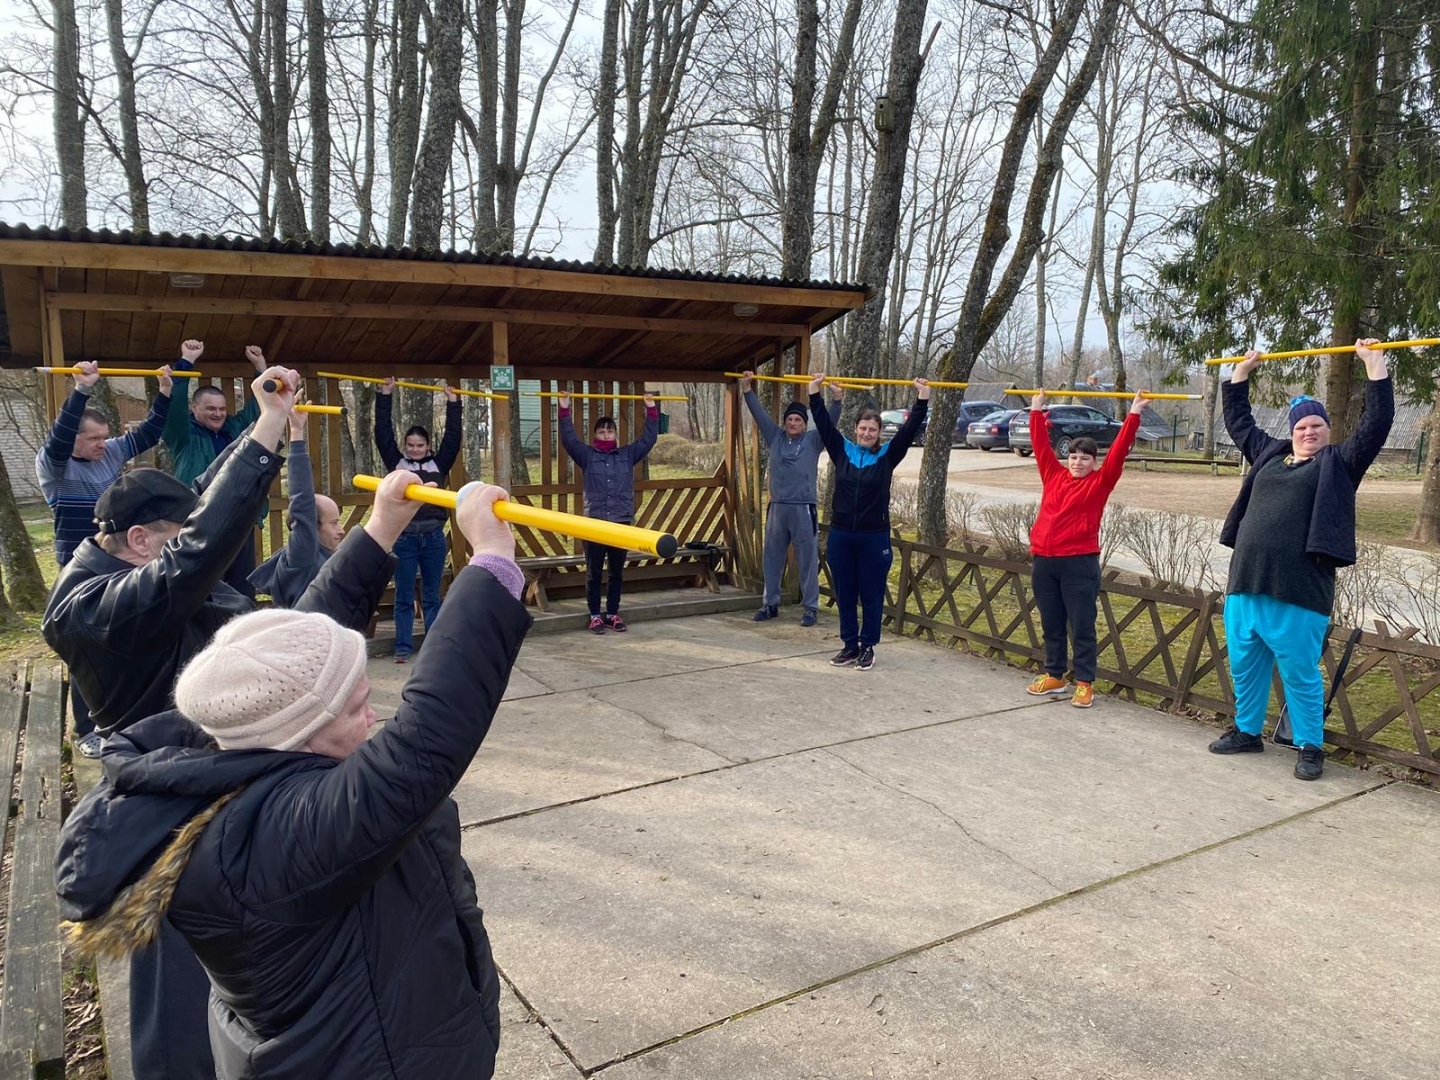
[558,408,660,522]
[42,437,392,735]
[56,566,533,1080]
[811,393,927,533]
[375,394,463,529]
[1219,376,1394,569]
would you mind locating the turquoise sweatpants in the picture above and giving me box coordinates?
[1224,592,1329,749]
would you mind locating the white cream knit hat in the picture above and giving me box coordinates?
[174,608,368,751]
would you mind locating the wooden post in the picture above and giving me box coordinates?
[491,322,511,486]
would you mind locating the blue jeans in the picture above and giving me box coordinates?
[826,528,892,648]
[1225,592,1329,748]
[392,527,448,656]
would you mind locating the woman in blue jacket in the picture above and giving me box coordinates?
[810,373,930,671]
[558,390,660,633]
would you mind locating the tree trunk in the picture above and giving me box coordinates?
[918,0,1122,548]
[103,0,148,229]
[592,0,622,262]
[386,0,424,246]
[268,0,307,238]
[506,389,530,486]
[409,0,464,249]
[472,0,501,249]
[0,452,47,612]
[1410,379,1440,545]
[306,0,331,242]
[356,0,380,243]
[52,0,88,228]
[780,0,819,279]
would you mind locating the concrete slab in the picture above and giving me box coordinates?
[469,746,1060,1069]
[365,655,554,718]
[598,782,1440,1080]
[497,979,583,1080]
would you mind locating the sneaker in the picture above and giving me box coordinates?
[830,645,861,667]
[800,609,818,628]
[855,647,875,671]
[75,732,104,759]
[1208,727,1264,754]
[1295,744,1325,781]
[753,605,779,622]
[588,615,606,634]
[1071,682,1094,708]
[1026,674,1069,697]
[394,654,409,665]
[604,614,628,633]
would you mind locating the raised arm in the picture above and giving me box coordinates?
[38,365,99,479]
[1221,352,1285,465]
[625,394,660,463]
[114,367,173,460]
[741,374,781,443]
[557,395,591,468]
[161,340,204,457]
[1336,339,1396,484]
[432,391,464,473]
[1029,390,1064,484]
[1097,393,1144,492]
[807,372,848,462]
[250,486,531,919]
[373,380,402,469]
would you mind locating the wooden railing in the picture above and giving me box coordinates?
[818,530,1440,782]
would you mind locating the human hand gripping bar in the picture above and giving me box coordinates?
[351,475,679,558]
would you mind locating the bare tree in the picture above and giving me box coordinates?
[52,0,88,226]
[408,0,463,248]
[306,0,331,241]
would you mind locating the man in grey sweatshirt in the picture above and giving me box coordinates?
[742,372,841,626]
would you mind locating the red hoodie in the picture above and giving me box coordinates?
[1028,409,1140,557]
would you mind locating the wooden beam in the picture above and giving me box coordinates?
[47,292,809,338]
[3,239,870,309]
[512,365,729,384]
[264,278,315,361]
[593,298,690,365]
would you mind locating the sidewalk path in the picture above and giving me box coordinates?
[366,609,1440,1079]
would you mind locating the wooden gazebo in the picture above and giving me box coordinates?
[0,225,868,594]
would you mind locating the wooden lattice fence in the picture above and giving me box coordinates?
[818,529,1440,782]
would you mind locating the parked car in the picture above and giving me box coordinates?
[965,408,1024,451]
[1008,405,1126,458]
[879,400,1002,447]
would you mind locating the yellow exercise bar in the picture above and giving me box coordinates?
[352,475,679,558]
[37,366,203,377]
[1203,338,1440,366]
[295,403,346,416]
[526,392,689,402]
[1013,389,1201,401]
[314,371,504,399]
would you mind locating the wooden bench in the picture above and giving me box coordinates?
[1126,455,1239,475]
[0,662,65,1080]
[519,545,729,612]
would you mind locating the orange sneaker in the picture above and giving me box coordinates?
[1071,682,1094,708]
[1026,674,1069,697]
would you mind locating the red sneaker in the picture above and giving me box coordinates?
[588,616,606,634]
[604,614,628,633]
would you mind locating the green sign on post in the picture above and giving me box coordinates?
[489,365,515,392]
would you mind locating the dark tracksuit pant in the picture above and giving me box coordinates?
[586,541,626,616]
[1031,553,1101,683]
[826,528,892,648]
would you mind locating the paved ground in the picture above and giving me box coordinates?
[355,608,1440,1080]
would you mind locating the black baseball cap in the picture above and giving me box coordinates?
[94,468,198,534]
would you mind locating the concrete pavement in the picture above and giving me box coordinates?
[364,608,1438,1079]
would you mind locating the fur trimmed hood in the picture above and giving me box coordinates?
[55,710,325,954]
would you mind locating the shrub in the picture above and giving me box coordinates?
[1122,510,1223,592]
[647,433,722,474]
[889,481,920,530]
[1099,503,1135,570]
[978,501,1037,561]
[945,490,981,545]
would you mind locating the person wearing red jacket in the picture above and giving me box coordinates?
[1025,389,1144,708]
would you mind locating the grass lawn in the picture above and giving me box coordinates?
[0,502,59,662]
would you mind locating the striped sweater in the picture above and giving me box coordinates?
[35,386,171,565]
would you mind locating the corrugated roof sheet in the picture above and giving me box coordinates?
[0,222,869,293]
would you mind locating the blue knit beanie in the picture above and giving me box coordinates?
[783,402,809,422]
[1288,396,1329,429]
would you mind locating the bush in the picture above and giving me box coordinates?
[978,501,1037,561]
[945,490,981,546]
[1122,510,1223,592]
[889,481,920,530]
[647,433,722,474]
[1100,503,1135,570]
[1370,549,1440,646]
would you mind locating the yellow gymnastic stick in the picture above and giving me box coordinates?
[1013,389,1201,400]
[352,475,679,558]
[722,371,969,390]
[314,371,504,399]
[1202,338,1440,366]
[295,403,346,415]
[37,366,203,377]
[526,392,689,402]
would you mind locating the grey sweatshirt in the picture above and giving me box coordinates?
[744,390,841,505]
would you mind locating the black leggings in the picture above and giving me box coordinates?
[586,541,626,616]
[1031,553,1101,683]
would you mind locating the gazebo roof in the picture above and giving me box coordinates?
[0,224,870,379]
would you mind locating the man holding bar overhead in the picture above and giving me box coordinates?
[36,360,174,758]
[558,389,660,633]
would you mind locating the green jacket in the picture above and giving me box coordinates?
[161,360,261,488]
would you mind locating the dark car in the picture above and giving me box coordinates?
[1008,405,1125,457]
[965,409,1023,451]
[879,400,1002,447]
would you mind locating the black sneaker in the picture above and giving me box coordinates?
[855,647,875,671]
[800,609,818,627]
[830,645,861,667]
[1208,727,1264,754]
[1295,744,1324,781]
[753,605,779,622]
